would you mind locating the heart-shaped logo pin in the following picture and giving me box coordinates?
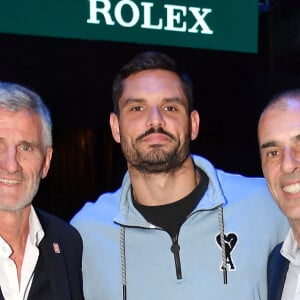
[216,232,238,270]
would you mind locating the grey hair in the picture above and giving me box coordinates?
[0,82,52,147]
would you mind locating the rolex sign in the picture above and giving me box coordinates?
[0,0,258,53]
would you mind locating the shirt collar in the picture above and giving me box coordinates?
[29,206,45,246]
[281,228,300,265]
[0,206,44,259]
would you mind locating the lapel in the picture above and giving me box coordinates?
[273,259,289,300]
[268,243,289,300]
[0,208,76,300]
[27,209,71,300]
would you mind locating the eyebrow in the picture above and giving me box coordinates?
[122,98,144,105]
[20,140,39,147]
[163,97,186,105]
[291,134,300,143]
[260,141,277,150]
[121,97,186,106]
[260,134,300,149]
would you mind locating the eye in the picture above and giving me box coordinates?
[266,150,279,157]
[19,144,32,152]
[131,106,144,112]
[164,106,177,112]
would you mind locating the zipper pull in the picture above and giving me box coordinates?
[171,235,182,280]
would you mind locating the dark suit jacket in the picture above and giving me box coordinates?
[0,208,84,300]
[268,242,289,300]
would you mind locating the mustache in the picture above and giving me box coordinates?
[136,127,176,143]
[281,173,300,183]
[0,171,24,181]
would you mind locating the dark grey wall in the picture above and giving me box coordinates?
[0,2,299,220]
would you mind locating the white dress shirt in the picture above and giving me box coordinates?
[281,229,300,300]
[0,207,44,300]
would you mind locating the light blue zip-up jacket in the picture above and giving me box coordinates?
[71,155,289,300]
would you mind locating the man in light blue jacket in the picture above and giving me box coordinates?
[71,51,288,300]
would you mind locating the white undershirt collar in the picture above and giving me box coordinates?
[0,206,44,300]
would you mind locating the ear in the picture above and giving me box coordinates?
[190,110,200,141]
[110,112,121,143]
[41,146,53,179]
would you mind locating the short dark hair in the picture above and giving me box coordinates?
[112,51,193,114]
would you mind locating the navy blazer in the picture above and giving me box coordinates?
[268,242,289,300]
[0,208,84,300]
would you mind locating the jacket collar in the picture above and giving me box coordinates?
[114,154,226,226]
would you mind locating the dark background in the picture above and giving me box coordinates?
[0,0,299,221]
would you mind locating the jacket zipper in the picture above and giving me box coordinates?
[170,234,182,280]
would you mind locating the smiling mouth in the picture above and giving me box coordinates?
[0,178,21,186]
[283,183,300,194]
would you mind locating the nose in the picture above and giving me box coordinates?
[281,147,300,174]
[146,106,166,128]
[0,147,21,174]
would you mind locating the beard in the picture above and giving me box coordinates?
[120,127,191,174]
[0,176,40,211]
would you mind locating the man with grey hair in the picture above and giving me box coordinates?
[0,82,84,300]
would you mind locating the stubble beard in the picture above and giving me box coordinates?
[121,132,191,174]
[0,176,40,211]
